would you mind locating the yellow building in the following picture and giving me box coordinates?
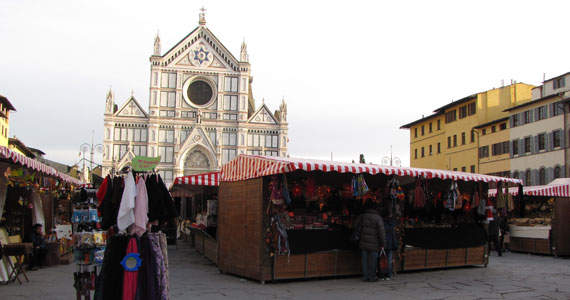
[0,95,16,147]
[473,117,510,177]
[401,83,534,173]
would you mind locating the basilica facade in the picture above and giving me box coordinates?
[102,11,289,185]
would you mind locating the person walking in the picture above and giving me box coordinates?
[354,200,386,282]
[488,209,502,257]
[381,215,398,280]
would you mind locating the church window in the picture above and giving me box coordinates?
[113,144,128,160]
[181,111,196,118]
[223,95,238,111]
[207,130,217,145]
[132,145,147,156]
[159,110,175,117]
[222,132,237,146]
[158,170,173,181]
[225,77,238,92]
[161,72,177,88]
[247,150,262,155]
[158,146,174,163]
[265,150,278,157]
[223,114,237,120]
[106,129,110,140]
[152,91,158,105]
[187,80,214,106]
[153,72,159,87]
[222,149,237,164]
[160,92,176,107]
[158,129,174,143]
[241,78,246,92]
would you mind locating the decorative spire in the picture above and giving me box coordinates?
[105,86,115,114]
[240,38,249,62]
[153,30,161,56]
[199,7,207,26]
[279,97,287,122]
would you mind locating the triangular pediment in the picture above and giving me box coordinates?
[248,104,278,124]
[162,26,239,72]
[115,96,148,118]
[180,127,216,153]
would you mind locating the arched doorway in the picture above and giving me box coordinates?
[183,147,213,175]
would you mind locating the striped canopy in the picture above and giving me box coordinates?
[173,172,220,186]
[489,184,570,197]
[220,155,523,184]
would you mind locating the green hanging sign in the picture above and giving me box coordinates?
[131,156,161,172]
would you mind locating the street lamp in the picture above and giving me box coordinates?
[79,131,103,183]
[381,146,401,167]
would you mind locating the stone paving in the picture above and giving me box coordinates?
[1,241,570,300]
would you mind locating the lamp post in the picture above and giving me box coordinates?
[382,146,401,167]
[79,130,103,183]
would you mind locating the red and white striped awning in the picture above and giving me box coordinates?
[489,184,570,197]
[173,172,220,186]
[0,145,83,185]
[220,155,523,184]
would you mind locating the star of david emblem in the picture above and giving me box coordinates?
[193,47,210,64]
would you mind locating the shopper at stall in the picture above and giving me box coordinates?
[381,212,398,280]
[355,200,386,282]
[488,209,502,257]
[28,223,47,270]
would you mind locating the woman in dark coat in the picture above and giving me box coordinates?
[354,200,386,282]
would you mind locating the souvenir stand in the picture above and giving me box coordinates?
[217,155,522,283]
[0,145,83,283]
[489,180,570,256]
[170,172,219,264]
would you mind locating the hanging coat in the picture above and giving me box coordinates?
[117,171,137,232]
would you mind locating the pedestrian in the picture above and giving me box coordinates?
[488,209,502,257]
[381,211,398,280]
[499,212,510,252]
[354,200,386,282]
[28,223,47,270]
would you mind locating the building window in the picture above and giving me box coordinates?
[467,102,476,115]
[523,110,532,124]
[512,114,519,127]
[470,165,475,173]
[222,132,237,146]
[553,77,566,90]
[453,135,457,147]
[414,149,417,159]
[248,133,278,148]
[554,130,561,148]
[225,77,239,92]
[447,136,451,148]
[461,166,466,172]
[161,72,177,88]
[453,168,458,171]
[113,127,147,142]
[421,147,425,158]
[421,125,425,136]
[158,146,174,163]
[223,95,238,111]
[248,150,263,155]
[158,170,173,181]
[437,143,441,153]
[437,120,441,130]
[429,123,432,133]
[158,129,174,143]
[459,106,467,119]
[264,150,278,156]
[160,92,176,107]
[492,141,509,156]
[470,130,475,143]
[207,130,217,146]
[221,149,237,164]
[445,110,457,123]
[537,106,546,121]
[479,146,489,158]
[414,128,417,138]
[524,137,531,153]
[132,145,147,156]
[538,133,545,151]
[512,140,519,155]
[554,166,561,179]
[429,145,433,155]
[181,111,196,118]
[553,103,563,116]
[159,110,175,117]
[525,170,531,186]
[461,132,466,145]
[223,114,238,120]
[513,171,519,179]
[500,123,507,130]
[539,168,546,185]
[113,144,128,160]
[482,129,486,135]
[491,125,496,133]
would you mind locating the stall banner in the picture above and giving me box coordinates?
[221,155,524,185]
[173,172,219,186]
[132,156,161,172]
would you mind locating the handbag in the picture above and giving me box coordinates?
[379,248,389,273]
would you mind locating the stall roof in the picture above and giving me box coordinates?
[220,155,523,184]
[173,171,219,186]
[0,145,83,185]
[489,181,570,197]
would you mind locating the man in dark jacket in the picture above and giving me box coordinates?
[488,209,502,257]
[354,200,386,282]
[28,223,47,270]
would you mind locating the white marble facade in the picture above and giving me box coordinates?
[102,11,289,186]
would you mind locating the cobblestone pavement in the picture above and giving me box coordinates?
[1,241,570,300]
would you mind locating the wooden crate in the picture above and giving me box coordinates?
[306,252,336,277]
[534,239,551,255]
[426,249,446,268]
[447,248,467,267]
[466,246,485,265]
[274,254,306,279]
[336,251,361,275]
[403,248,426,270]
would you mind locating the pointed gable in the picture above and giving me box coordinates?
[248,104,278,124]
[115,96,148,118]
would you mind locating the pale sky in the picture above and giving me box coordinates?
[1,0,569,168]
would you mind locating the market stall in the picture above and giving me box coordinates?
[170,172,219,263]
[489,180,570,256]
[217,155,522,282]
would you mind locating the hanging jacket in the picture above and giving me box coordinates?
[99,177,115,230]
[118,171,137,232]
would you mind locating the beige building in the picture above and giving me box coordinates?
[102,11,289,185]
